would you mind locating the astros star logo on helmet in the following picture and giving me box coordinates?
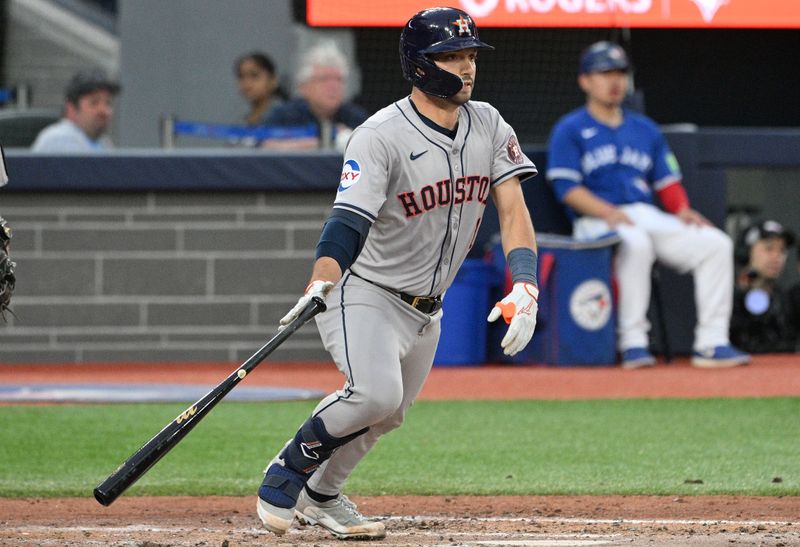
[452,15,471,36]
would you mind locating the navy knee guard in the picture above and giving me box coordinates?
[259,417,367,508]
[282,416,368,475]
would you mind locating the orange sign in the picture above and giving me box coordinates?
[307,0,800,28]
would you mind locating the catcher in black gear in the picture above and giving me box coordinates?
[0,216,15,319]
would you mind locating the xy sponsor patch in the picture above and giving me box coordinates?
[569,279,612,331]
[339,159,361,192]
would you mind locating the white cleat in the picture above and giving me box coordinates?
[257,496,295,536]
[295,490,386,539]
[256,448,300,536]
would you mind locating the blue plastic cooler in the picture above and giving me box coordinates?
[433,259,492,366]
[489,233,621,366]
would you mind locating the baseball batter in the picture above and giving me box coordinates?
[546,41,749,369]
[257,7,540,540]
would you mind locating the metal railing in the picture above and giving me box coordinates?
[159,114,336,149]
[0,84,32,109]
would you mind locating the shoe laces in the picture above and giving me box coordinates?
[338,495,364,519]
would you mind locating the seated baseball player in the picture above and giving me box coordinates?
[546,41,750,369]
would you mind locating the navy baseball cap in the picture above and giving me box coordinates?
[64,70,120,103]
[579,41,630,74]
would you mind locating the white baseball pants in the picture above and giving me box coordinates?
[574,202,733,352]
[304,273,441,496]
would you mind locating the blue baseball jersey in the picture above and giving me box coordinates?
[546,107,681,219]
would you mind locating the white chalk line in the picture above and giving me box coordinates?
[1,526,618,547]
[3,526,618,537]
[4,515,800,537]
[3,513,797,536]
[392,515,797,526]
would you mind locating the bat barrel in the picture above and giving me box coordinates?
[92,296,327,506]
[92,420,191,506]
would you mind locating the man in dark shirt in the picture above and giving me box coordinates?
[261,42,368,151]
[731,220,798,353]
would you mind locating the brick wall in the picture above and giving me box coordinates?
[0,191,333,363]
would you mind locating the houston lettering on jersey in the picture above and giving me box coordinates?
[581,144,652,175]
[397,175,490,218]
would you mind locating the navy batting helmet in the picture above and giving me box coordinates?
[579,41,630,74]
[399,7,494,99]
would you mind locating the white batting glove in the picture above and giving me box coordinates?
[279,280,334,329]
[487,282,539,357]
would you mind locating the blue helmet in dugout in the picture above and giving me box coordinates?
[399,7,494,99]
[579,41,630,74]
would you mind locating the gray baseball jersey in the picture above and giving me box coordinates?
[299,97,537,497]
[334,97,537,296]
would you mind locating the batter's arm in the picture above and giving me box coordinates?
[489,176,540,356]
[562,185,632,228]
[307,257,343,287]
[491,176,536,255]
[278,259,339,328]
[279,208,370,327]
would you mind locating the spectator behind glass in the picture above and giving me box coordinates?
[31,70,120,152]
[235,51,286,126]
[731,220,798,353]
[261,41,368,151]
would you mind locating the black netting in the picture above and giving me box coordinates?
[354,27,616,145]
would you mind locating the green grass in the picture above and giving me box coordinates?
[1,398,798,498]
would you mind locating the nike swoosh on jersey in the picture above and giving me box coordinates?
[410,150,428,160]
[581,127,599,139]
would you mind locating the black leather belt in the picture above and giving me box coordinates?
[398,292,442,314]
[350,271,442,315]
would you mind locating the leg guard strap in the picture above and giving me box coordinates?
[258,463,306,508]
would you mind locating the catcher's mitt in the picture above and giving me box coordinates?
[0,216,15,319]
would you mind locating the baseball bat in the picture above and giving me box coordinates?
[93,296,327,507]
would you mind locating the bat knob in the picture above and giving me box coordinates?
[310,296,327,313]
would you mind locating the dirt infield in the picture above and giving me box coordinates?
[2,495,799,545]
[4,353,800,400]
[2,354,799,545]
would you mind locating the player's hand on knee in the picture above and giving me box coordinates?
[602,207,633,228]
[279,280,334,329]
[487,282,539,356]
[676,207,711,227]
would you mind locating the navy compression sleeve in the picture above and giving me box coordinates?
[315,209,371,273]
